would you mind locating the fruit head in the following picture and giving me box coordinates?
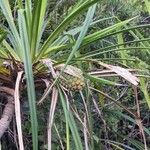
[56,64,85,91]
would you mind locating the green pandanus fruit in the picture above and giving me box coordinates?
[56,64,85,91]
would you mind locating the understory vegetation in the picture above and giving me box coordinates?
[0,0,150,150]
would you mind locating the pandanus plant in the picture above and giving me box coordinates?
[0,0,149,149]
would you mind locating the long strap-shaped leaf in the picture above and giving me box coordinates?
[38,3,97,104]
[18,10,38,150]
[24,0,32,42]
[0,0,22,58]
[30,0,47,60]
[82,17,136,45]
[48,87,58,150]
[62,3,97,69]
[50,17,116,47]
[43,17,143,56]
[14,71,24,150]
[36,0,99,62]
[59,88,83,150]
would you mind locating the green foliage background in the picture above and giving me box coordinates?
[0,0,149,150]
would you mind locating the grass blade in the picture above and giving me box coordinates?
[140,78,150,109]
[144,0,150,14]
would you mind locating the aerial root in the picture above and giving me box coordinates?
[0,87,14,139]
